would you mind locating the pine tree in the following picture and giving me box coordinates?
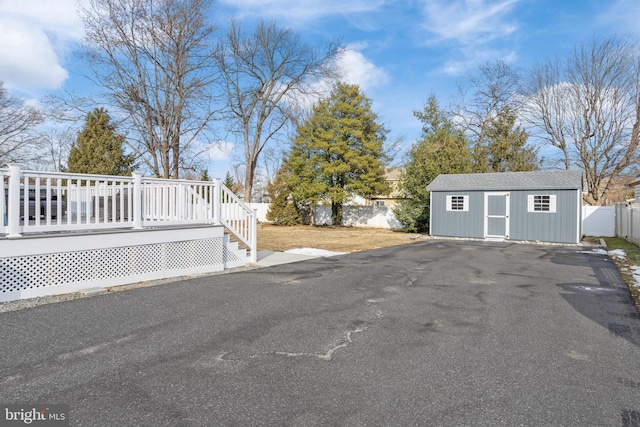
[287,83,389,225]
[223,171,234,189]
[475,106,539,172]
[222,171,244,196]
[396,95,473,232]
[67,108,136,176]
[266,161,307,225]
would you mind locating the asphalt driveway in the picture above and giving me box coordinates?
[1,240,639,426]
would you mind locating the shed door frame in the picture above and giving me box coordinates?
[484,192,510,240]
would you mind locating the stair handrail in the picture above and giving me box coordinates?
[216,181,257,262]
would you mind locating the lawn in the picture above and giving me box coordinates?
[256,224,426,252]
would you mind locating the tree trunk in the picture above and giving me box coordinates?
[331,201,342,226]
[244,159,255,202]
[309,203,315,226]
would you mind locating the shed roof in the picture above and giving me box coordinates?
[426,170,583,192]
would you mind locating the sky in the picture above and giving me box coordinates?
[1,0,640,179]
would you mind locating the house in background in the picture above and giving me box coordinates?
[426,170,583,244]
[366,168,407,207]
[627,176,640,203]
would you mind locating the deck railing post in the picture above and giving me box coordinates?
[250,208,257,263]
[7,163,22,238]
[213,179,221,224]
[132,172,143,229]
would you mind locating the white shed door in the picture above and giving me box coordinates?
[484,192,510,239]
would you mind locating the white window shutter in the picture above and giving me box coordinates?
[549,195,557,213]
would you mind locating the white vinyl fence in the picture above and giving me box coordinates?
[314,205,402,229]
[254,202,403,229]
[255,202,618,236]
[582,206,615,237]
[616,201,640,245]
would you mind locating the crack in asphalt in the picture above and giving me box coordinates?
[212,306,384,363]
[273,326,366,361]
[272,306,384,361]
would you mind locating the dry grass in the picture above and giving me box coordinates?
[257,223,426,252]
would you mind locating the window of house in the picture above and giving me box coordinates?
[446,195,469,212]
[373,200,386,208]
[527,194,556,213]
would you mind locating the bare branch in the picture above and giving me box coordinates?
[452,60,523,169]
[524,35,640,204]
[213,19,340,201]
[78,0,219,178]
[0,82,44,165]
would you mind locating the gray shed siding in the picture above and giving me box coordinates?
[430,191,485,239]
[430,188,580,243]
[508,189,579,243]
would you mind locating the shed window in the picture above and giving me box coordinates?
[527,195,556,213]
[446,195,468,212]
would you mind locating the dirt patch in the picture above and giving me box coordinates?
[257,224,427,252]
[582,236,604,246]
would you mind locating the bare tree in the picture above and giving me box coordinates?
[452,60,524,171]
[79,0,218,178]
[213,20,340,201]
[33,129,74,172]
[525,36,640,204]
[0,82,43,165]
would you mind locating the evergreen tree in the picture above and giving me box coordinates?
[266,161,308,225]
[287,83,389,225]
[222,171,244,196]
[396,96,473,232]
[223,171,234,189]
[67,108,136,175]
[475,106,540,172]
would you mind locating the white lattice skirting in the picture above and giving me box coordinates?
[0,226,245,302]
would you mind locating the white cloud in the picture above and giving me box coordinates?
[422,0,519,44]
[220,0,384,24]
[442,48,518,76]
[420,0,520,75]
[336,46,390,90]
[0,19,68,90]
[283,44,389,114]
[205,141,235,161]
[0,0,82,92]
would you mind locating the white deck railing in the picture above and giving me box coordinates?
[1,164,256,261]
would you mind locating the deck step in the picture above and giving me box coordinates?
[223,233,250,268]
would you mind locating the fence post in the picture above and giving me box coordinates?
[250,208,257,263]
[629,203,633,241]
[213,179,221,224]
[132,172,143,229]
[6,163,22,238]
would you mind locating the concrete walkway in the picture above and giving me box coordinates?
[254,250,337,267]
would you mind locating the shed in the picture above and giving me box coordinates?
[425,170,583,244]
